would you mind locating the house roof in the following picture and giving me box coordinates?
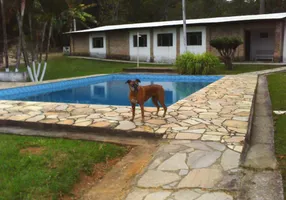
[67,12,286,34]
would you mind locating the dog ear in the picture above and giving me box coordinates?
[135,79,141,83]
[125,80,131,84]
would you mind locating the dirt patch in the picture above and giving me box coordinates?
[60,148,132,200]
[58,143,158,200]
[82,143,159,200]
[20,147,45,155]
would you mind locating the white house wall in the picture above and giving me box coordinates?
[250,30,275,60]
[129,30,151,62]
[180,26,207,54]
[89,33,107,58]
[153,27,177,64]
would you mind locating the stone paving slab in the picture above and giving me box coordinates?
[125,140,240,200]
[126,188,234,200]
[0,75,258,151]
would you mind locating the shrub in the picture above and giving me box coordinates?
[175,52,220,75]
[210,37,243,70]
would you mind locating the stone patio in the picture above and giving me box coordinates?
[0,75,257,153]
[0,73,259,200]
[126,140,239,200]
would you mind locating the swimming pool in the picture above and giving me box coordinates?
[0,74,223,107]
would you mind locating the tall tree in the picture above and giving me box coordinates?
[15,0,26,72]
[260,0,265,14]
[0,0,9,72]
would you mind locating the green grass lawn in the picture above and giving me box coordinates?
[3,55,283,80]
[268,72,286,197]
[0,134,128,200]
[274,115,286,197]
[213,64,282,75]
[268,73,286,110]
[12,57,137,80]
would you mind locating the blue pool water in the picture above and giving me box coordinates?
[0,74,222,107]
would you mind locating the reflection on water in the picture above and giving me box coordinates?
[18,80,211,107]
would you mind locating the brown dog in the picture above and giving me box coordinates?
[126,79,167,122]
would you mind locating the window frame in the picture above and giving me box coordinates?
[133,34,148,47]
[187,32,202,46]
[260,32,269,39]
[92,37,104,48]
[157,33,173,47]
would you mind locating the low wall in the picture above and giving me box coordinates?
[0,72,29,82]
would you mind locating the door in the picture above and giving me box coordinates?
[245,31,251,61]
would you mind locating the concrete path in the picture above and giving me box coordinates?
[237,75,284,200]
[239,66,286,75]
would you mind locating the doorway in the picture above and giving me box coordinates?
[244,30,251,61]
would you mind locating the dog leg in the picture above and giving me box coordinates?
[131,103,135,121]
[158,94,167,117]
[152,97,160,116]
[139,103,145,122]
[162,104,167,117]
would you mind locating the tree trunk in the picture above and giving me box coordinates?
[223,57,233,70]
[21,32,30,67]
[260,0,265,14]
[0,0,9,71]
[40,18,53,82]
[15,0,26,72]
[15,12,23,71]
[38,22,47,63]
[0,51,3,68]
[45,19,53,62]
[113,0,120,22]
[28,13,35,62]
[163,0,170,20]
[21,33,34,82]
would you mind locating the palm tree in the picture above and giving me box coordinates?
[0,0,9,72]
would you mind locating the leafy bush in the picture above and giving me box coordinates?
[210,37,243,70]
[175,52,220,75]
[210,37,243,50]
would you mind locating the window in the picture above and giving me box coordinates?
[157,33,173,47]
[92,37,104,48]
[133,35,147,47]
[187,32,202,46]
[260,32,268,38]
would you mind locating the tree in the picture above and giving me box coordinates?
[0,0,9,72]
[18,0,97,82]
[15,0,26,72]
[260,0,265,14]
[210,37,243,70]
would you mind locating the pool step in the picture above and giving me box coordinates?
[122,67,177,74]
